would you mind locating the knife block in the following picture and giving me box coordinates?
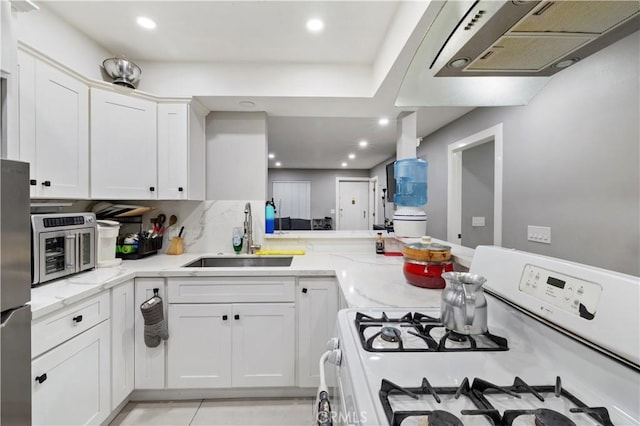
[166,236,184,255]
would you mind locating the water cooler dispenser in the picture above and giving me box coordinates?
[393,158,428,237]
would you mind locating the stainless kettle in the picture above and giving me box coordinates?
[440,272,488,335]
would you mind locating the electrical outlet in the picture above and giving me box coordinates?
[528,225,551,244]
[472,216,485,227]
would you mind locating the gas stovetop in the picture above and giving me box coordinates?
[355,311,508,352]
[379,375,613,426]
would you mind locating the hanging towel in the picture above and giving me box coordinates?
[140,289,169,348]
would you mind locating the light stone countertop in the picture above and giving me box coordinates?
[31,240,473,321]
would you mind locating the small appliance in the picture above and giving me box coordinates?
[31,212,96,285]
[392,158,428,237]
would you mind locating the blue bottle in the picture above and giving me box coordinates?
[265,201,275,234]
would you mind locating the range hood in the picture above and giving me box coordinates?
[396,0,640,107]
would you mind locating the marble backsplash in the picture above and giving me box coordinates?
[166,200,266,254]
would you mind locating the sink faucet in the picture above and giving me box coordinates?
[243,202,261,254]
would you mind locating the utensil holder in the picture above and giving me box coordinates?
[166,236,184,255]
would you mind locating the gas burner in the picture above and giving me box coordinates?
[380,326,402,342]
[502,408,576,426]
[446,331,468,342]
[355,311,509,353]
[426,410,463,426]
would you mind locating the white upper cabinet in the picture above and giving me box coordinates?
[18,51,89,198]
[90,88,157,200]
[157,102,206,200]
[157,103,188,199]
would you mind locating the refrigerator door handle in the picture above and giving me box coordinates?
[0,308,17,328]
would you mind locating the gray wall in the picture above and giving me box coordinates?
[461,141,495,249]
[268,168,369,220]
[417,32,639,276]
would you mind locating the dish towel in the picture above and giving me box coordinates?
[140,289,169,348]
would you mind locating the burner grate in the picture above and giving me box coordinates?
[355,311,509,353]
[378,376,615,426]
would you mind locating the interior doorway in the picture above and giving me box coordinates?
[447,124,503,247]
[335,177,377,230]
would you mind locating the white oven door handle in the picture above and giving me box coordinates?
[316,350,332,426]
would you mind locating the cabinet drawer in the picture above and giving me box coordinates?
[32,292,110,358]
[167,277,295,303]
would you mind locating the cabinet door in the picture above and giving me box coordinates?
[134,278,166,389]
[111,280,135,409]
[167,304,232,388]
[17,53,89,199]
[157,103,188,200]
[297,277,339,388]
[17,50,37,197]
[90,89,157,199]
[232,303,295,387]
[32,320,110,426]
[34,60,89,198]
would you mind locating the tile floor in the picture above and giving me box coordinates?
[109,398,315,426]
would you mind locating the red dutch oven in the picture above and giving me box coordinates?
[403,259,454,289]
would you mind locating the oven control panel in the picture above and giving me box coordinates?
[519,265,602,320]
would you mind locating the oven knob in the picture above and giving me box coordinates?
[328,349,342,366]
[85,216,94,224]
[326,337,339,351]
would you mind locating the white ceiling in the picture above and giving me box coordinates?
[42,0,474,169]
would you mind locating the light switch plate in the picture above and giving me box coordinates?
[528,225,551,244]
[472,216,485,227]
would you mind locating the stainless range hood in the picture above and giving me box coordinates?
[396,0,640,107]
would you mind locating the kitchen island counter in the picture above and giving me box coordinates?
[31,242,470,320]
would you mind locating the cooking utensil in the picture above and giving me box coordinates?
[178,226,184,237]
[441,272,488,335]
[403,259,453,289]
[168,215,177,227]
[102,57,142,88]
[403,240,451,262]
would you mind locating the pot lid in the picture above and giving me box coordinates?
[404,241,451,252]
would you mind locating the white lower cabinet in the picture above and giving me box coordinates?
[134,278,166,389]
[167,302,295,388]
[111,280,135,409]
[297,277,339,388]
[32,320,111,426]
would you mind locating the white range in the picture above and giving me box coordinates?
[319,246,640,426]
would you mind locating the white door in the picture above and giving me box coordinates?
[134,279,166,389]
[32,321,110,426]
[297,278,338,388]
[232,303,295,387]
[338,181,370,230]
[90,89,157,199]
[167,304,232,388]
[158,103,188,199]
[111,280,135,410]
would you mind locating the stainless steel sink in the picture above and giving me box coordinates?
[184,256,293,268]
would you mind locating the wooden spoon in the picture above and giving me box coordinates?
[169,215,178,228]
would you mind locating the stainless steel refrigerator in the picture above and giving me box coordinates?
[1,159,31,425]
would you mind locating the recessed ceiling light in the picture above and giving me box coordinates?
[275,161,282,167]
[359,140,368,148]
[239,101,255,108]
[378,117,389,126]
[306,18,324,33]
[341,162,348,167]
[268,153,275,159]
[348,153,355,160]
[136,16,156,30]
[554,58,579,69]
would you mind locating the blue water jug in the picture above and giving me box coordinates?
[265,201,275,234]
[393,158,428,207]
